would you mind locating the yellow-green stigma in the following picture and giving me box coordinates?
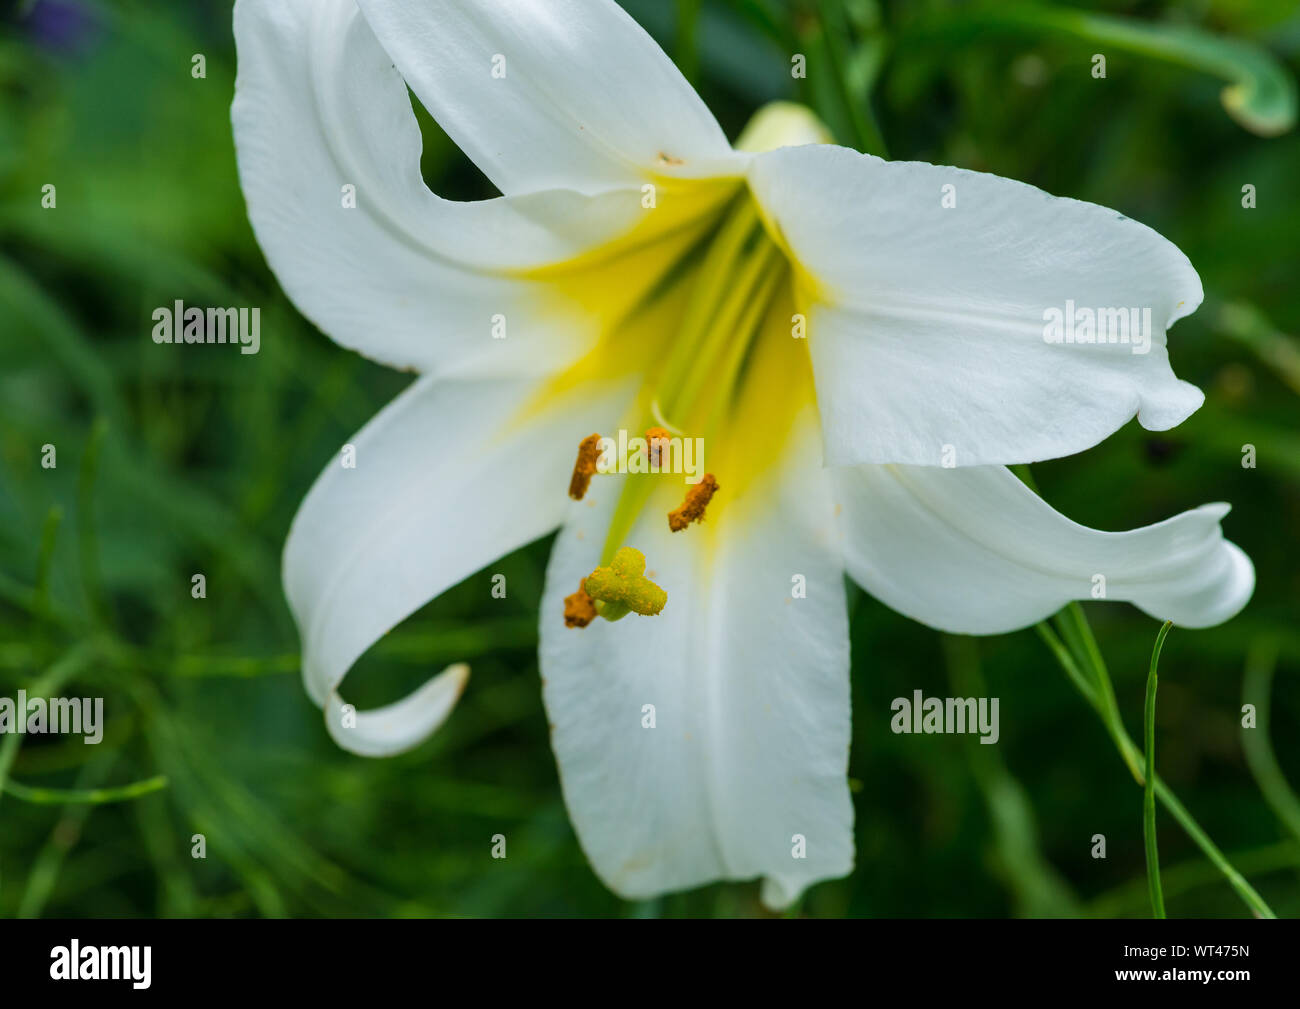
[579,547,667,623]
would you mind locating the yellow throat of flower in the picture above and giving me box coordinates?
[522,102,833,627]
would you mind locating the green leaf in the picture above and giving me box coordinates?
[983,6,1296,136]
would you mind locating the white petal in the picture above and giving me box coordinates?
[539,416,853,906]
[834,464,1254,633]
[287,372,628,755]
[748,145,1206,467]
[232,0,662,375]
[355,0,742,195]
[325,664,468,757]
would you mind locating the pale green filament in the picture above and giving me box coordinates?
[553,102,831,629]
[599,192,788,565]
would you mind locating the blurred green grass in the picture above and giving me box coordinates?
[0,0,1297,917]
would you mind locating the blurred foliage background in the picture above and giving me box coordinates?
[0,0,1297,918]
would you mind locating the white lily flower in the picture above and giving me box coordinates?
[232,0,1254,907]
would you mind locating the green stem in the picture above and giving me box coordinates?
[32,505,63,669]
[1035,623,1097,706]
[1241,641,1300,844]
[1144,621,1172,918]
[675,0,702,85]
[0,643,96,812]
[1088,841,1299,917]
[1054,607,1142,784]
[813,0,889,156]
[1067,605,1135,779]
[77,417,110,625]
[1148,774,1274,919]
[943,634,1081,917]
[17,753,120,918]
[902,4,1296,137]
[3,774,169,805]
[985,5,1295,137]
[1037,612,1276,919]
[34,505,62,621]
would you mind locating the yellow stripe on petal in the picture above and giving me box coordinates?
[514,103,832,621]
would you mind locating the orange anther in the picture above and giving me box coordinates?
[646,427,672,469]
[668,473,719,532]
[568,434,602,500]
[564,579,597,628]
